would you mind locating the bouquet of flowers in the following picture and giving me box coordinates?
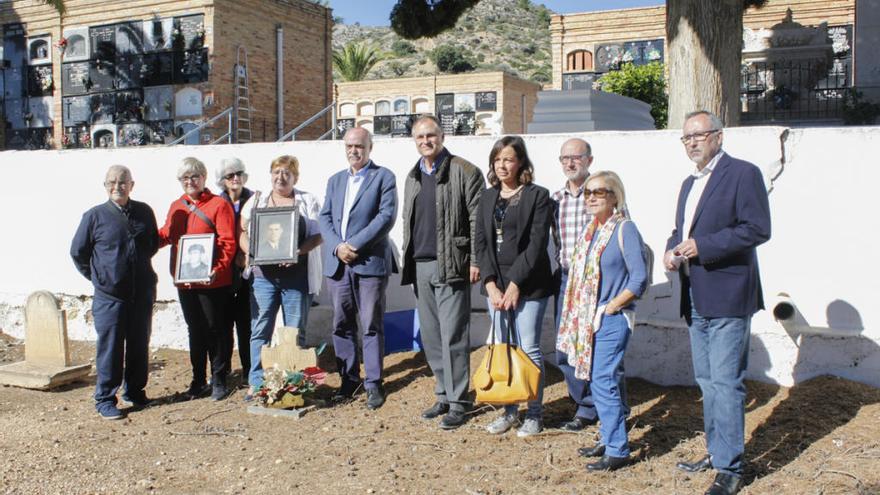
[255,365,326,409]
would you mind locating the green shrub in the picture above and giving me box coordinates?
[598,62,668,129]
[430,44,476,73]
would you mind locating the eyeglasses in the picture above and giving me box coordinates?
[104,180,130,188]
[585,188,613,198]
[179,175,203,183]
[559,154,590,164]
[223,171,245,180]
[680,130,720,144]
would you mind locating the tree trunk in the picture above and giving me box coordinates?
[666,0,744,128]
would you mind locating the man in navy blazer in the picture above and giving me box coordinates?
[319,127,398,410]
[664,111,771,495]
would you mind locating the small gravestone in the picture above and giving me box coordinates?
[0,291,91,389]
[260,327,334,372]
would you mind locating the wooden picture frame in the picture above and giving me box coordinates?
[175,233,214,283]
[250,207,299,265]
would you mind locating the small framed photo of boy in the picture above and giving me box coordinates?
[175,233,215,283]
[250,207,299,265]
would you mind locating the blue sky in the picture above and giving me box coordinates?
[329,0,664,27]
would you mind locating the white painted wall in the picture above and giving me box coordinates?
[1,126,878,388]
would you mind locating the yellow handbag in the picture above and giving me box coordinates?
[473,310,541,405]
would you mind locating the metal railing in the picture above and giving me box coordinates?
[277,101,336,142]
[167,107,234,146]
[741,60,850,124]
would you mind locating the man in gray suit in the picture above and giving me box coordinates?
[401,115,484,430]
[318,127,398,410]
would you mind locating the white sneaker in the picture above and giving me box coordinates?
[516,417,543,437]
[486,412,521,434]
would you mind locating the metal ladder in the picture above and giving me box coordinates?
[234,46,252,144]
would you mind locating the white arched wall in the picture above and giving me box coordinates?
[0,126,878,389]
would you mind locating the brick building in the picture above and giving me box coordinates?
[550,0,855,124]
[335,71,541,138]
[0,0,333,150]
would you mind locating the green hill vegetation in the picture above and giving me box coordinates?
[332,0,553,84]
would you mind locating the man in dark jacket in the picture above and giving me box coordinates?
[401,115,484,429]
[71,165,159,420]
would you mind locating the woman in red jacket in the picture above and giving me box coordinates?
[159,157,237,401]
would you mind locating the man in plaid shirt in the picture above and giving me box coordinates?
[551,137,598,432]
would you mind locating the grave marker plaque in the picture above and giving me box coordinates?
[335,118,355,138]
[28,96,53,127]
[4,65,25,99]
[173,48,209,84]
[475,91,497,112]
[115,22,143,56]
[143,18,173,52]
[27,64,53,96]
[90,25,116,62]
[146,119,173,144]
[3,23,27,67]
[391,114,415,137]
[88,59,116,92]
[63,95,91,124]
[453,112,475,136]
[5,128,51,150]
[63,125,90,148]
[373,115,392,135]
[595,43,624,72]
[454,93,475,113]
[174,87,202,117]
[115,90,144,123]
[62,27,90,63]
[90,92,116,124]
[143,52,173,86]
[27,36,51,65]
[118,123,146,146]
[4,98,25,129]
[115,54,144,89]
[435,93,455,134]
[393,97,409,115]
[62,61,90,95]
[174,15,205,52]
[144,85,173,120]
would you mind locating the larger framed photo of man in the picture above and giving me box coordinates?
[175,233,214,283]
[250,207,299,265]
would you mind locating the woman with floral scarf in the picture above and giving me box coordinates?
[557,170,647,472]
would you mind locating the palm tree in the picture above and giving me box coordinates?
[332,42,381,82]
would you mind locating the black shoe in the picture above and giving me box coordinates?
[577,444,606,458]
[211,383,231,401]
[366,386,386,410]
[422,401,450,419]
[439,409,467,430]
[332,380,362,402]
[586,454,629,472]
[677,455,713,473]
[704,473,742,495]
[562,416,596,432]
[185,381,210,399]
[120,393,153,409]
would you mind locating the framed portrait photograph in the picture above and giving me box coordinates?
[175,233,214,283]
[250,207,299,265]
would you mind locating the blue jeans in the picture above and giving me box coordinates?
[689,306,751,477]
[488,297,549,419]
[554,271,628,421]
[590,312,631,457]
[248,275,312,388]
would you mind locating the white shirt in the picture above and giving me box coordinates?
[341,162,371,240]
[682,150,724,236]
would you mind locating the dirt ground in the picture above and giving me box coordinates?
[1,331,879,495]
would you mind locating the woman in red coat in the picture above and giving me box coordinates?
[159,157,237,400]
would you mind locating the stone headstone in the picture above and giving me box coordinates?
[0,291,91,389]
[856,0,880,100]
[261,327,334,372]
[62,27,90,63]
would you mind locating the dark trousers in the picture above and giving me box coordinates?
[415,260,471,409]
[178,287,232,386]
[92,287,155,405]
[326,264,387,390]
[227,274,252,374]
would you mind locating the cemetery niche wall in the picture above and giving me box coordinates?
[1,14,209,150]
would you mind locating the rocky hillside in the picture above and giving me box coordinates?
[332,0,553,83]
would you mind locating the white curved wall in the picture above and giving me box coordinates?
[0,125,878,388]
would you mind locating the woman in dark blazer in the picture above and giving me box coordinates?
[475,135,554,437]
